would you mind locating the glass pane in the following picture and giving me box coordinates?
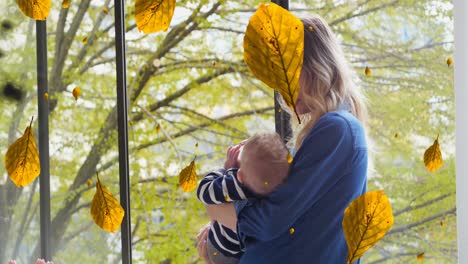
[1,0,122,262]
[126,1,276,262]
[0,3,44,263]
[292,0,455,263]
[127,1,457,263]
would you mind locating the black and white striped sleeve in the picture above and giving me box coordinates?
[196,168,251,204]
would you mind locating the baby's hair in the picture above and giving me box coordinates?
[239,132,290,196]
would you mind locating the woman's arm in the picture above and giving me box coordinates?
[205,203,237,230]
[236,113,366,242]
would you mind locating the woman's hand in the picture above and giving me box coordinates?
[196,223,213,264]
[224,140,247,169]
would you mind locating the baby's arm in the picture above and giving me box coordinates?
[197,168,252,204]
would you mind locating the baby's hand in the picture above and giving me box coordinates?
[223,141,246,169]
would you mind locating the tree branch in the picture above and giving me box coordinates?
[329,0,400,26]
[394,192,454,217]
[388,207,456,235]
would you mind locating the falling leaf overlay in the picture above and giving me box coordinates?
[417,252,424,261]
[287,152,293,163]
[135,0,176,34]
[423,135,443,172]
[5,118,40,187]
[103,7,109,15]
[243,3,304,122]
[342,190,394,264]
[178,160,197,192]
[365,66,371,76]
[90,175,125,232]
[17,0,51,20]
[72,87,81,101]
[43,92,49,101]
[62,0,70,9]
[446,57,453,67]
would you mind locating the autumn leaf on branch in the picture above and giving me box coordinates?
[72,87,81,101]
[365,66,371,76]
[243,2,304,123]
[178,159,197,192]
[5,117,41,187]
[62,0,70,9]
[446,57,453,67]
[90,174,125,232]
[423,135,443,172]
[342,190,394,264]
[417,252,424,261]
[17,0,51,20]
[135,0,176,34]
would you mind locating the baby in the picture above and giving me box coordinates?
[196,132,290,264]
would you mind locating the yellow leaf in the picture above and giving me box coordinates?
[44,92,49,101]
[394,133,398,138]
[195,142,199,148]
[365,66,371,76]
[289,227,295,234]
[90,175,125,232]
[417,252,424,261]
[103,7,109,15]
[287,152,293,163]
[72,87,81,101]
[423,135,443,172]
[243,3,304,123]
[135,0,176,34]
[342,190,394,264]
[446,57,453,67]
[5,118,40,187]
[62,0,70,9]
[17,0,51,20]
[440,221,444,227]
[156,124,161,133]
[178,160,197,192]
[82,37,88,44]
[87,179,92,187]
[308,25,313,31]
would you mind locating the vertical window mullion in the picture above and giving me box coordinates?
[272,0,292,142]
[36,19,51,262]
[114,0,132,263]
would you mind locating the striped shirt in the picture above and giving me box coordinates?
[197,168,253,258]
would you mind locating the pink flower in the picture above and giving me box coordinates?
[8,260,16,264]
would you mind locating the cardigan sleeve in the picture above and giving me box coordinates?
[236,113,355,242]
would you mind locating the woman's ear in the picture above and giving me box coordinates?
[237,169,244,184]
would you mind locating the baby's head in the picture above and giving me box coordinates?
[237,132,290,196]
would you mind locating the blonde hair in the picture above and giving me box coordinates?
[281,15,368,149]
[239,132,290,196]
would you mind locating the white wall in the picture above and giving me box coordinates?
[454,0,467,262]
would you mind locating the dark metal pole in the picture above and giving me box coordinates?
[114,0,132,263]
[36,20,51,261]
[272,0,292,141]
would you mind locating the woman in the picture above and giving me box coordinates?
[197,15,368,264]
